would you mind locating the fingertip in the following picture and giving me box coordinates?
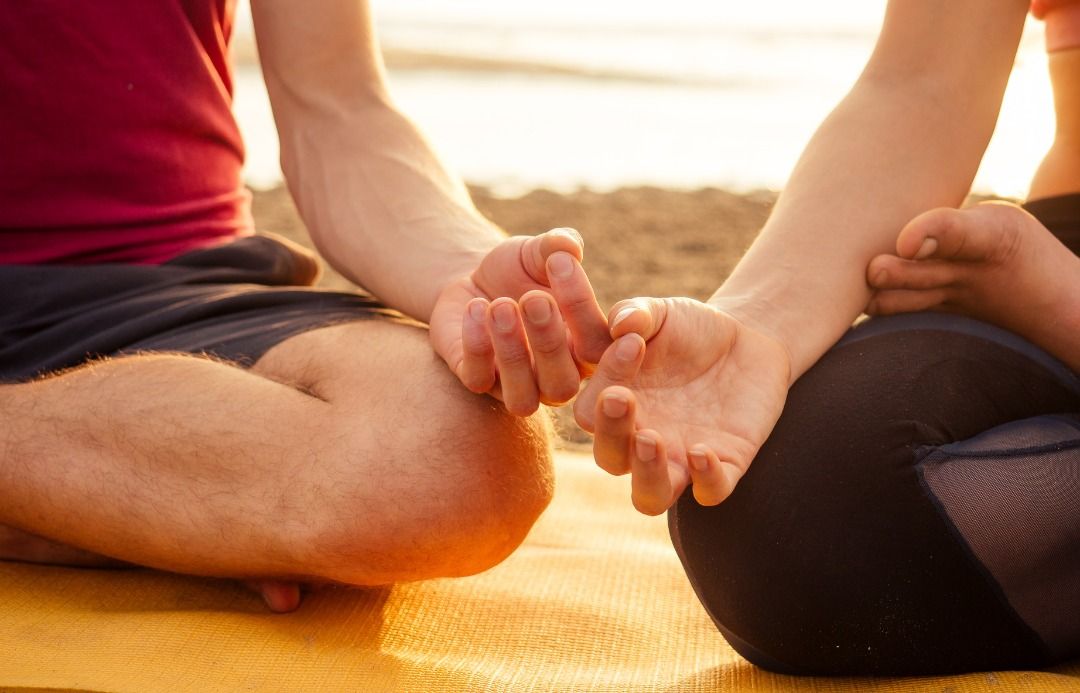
[613,333,645,363]
[506,398,541,417]
[913,237,938,260]
[608,305,652,339]
[520,290,555,326]
[599,387,633,420]
[466,297,489,323]
[897,207,952,258]
[544,227,585,259]
[634,430,658,462]
[688,447,732,507]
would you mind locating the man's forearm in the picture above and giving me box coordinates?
[274,95,504,322]
[253,0,504,324]
[709,0,1028,381]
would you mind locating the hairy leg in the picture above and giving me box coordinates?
[0,320,553,587]
[866,202,1080,372]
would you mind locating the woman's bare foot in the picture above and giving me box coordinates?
[866,201,1080,372]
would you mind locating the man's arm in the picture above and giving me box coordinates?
[251,0,495,322]
[250,0,610,411]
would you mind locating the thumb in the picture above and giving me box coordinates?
[519,228,584,285]
[607,297,669,342]
[896,202,1025,263]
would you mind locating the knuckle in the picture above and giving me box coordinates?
[529,332,566,358]
[494,341,531,368]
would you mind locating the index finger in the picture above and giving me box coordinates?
[546,252,611,365]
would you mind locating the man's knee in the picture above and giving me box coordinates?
[265,322,554,585]
[314,391,554,586]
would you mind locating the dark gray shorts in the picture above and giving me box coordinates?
[0,235,399,382]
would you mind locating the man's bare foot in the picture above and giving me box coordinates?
[866,201,1080,371]
[0,524,125,568]
[0,524,302,612]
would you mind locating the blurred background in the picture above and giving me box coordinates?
[233,0,1054,199]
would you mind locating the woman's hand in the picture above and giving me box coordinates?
[574,298,792,514]
[429,229,611,415]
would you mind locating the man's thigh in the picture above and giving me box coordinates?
[248,319,555,583]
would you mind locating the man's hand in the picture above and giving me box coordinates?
[429,228,611,415]
[573,298,791,515]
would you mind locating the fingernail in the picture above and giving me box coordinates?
[611,307,636,329]
[616,335,641,361]
[548,252,573,279]
[635,435,656,462]
[468,300,486,322]
[914,237,938,259]
[492,302,516,331]
[602,393,628,418]
[689,450,709,472]
[872,270,887,286]
[552,227,584,247]
[522,296,552,325]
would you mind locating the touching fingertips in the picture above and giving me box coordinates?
[601,392,628,419]
[522,295,552,325]
[611,307,637,330]
[615,335,642,361]
[550,227,584,248]
[635,434,657,462]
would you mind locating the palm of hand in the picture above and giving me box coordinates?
[611,298,791,471]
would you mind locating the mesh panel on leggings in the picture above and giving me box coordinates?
[919,413,1080,659]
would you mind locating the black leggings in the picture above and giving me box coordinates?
[669,196,1080,676]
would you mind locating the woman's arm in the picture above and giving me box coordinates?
[576,0,1038,512]
[713,0,1031,380]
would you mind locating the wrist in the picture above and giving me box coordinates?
[707,283,863,383]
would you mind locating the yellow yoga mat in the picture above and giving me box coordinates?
[1,451,1077,692]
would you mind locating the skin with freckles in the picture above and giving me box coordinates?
[867,201,1080,372]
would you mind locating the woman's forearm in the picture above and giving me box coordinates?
[710,0,1028,381]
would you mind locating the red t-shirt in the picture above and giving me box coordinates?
[0,1,252,265]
